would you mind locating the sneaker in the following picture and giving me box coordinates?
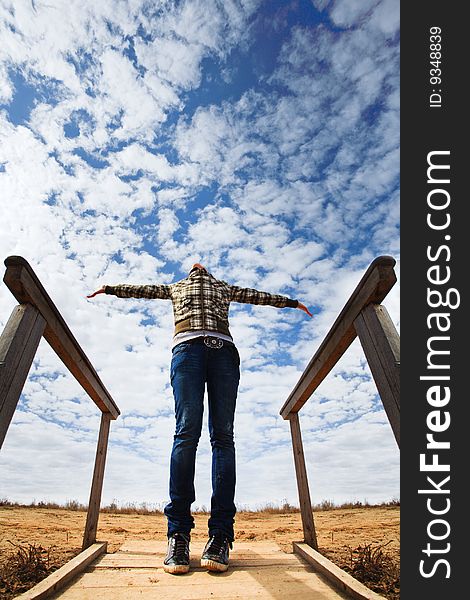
[163,532,190,574]
[200,533,232,572]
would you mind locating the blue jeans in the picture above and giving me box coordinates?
[164,339,240,542]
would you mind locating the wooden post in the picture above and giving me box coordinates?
[289,412,318,549]
[82,412,111,550]
[0,304,46,449]
[354,303,400,447]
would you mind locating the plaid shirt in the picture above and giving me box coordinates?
[105,267,298,337]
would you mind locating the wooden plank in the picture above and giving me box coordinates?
[93,555,302,569]
[294,542,387,600]
[50,587,346,600]
[289,413,317,549]
[92,540,305,569]
[16,542,107,600]
[0,304,46,448]
[118,540,286,553]
[354,304,400,447]
[280,256,397,418]
[3,257,119,419]
[82,413,111,549]
[44,541,351,600]
[117,549,299,559]
[116,550,298,560]
[49,548,349,600]
[70,565,315,587]
[92,554,165,568]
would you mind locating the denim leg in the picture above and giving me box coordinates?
[206,345,240,542]
[164,343,205,537]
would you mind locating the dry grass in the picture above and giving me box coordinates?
[344,542,400,600]
[0,542,70,600]
[0,500,399,599]
[0,496,399,514]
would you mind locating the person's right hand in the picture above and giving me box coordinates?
[86,286,106,299]
[297,302,313,317]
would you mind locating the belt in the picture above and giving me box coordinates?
[187,335,234,349]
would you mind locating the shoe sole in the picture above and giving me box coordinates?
[201,558,228,572]
[163,563,190,574]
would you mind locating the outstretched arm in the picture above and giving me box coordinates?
[87,284,171,300]
[228,284,313,317]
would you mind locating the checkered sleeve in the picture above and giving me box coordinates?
[104,284,171,300]
[228,285,298,308]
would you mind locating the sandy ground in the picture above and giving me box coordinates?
[0,504,399,567]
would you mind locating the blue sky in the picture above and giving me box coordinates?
[0,0,399,510]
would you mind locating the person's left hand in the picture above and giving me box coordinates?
[297,302,313,317]
[87,285,106,298]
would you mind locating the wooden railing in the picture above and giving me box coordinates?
[280,256,399,549]
[0,256,120,550]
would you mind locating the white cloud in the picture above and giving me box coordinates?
[0,63,13,103]
[329,0,378,28]
[135,36,205,90]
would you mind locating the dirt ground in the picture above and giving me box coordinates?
[0,505,399,597]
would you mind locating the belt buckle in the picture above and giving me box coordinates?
[204,336,223,349]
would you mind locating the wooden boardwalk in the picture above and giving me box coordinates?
[46,540,354,600]
[4,258,396,600]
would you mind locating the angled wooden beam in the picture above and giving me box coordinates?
[0,304,46,449]
[3,256,119,419]
[289,412,317,549]
[294,542,387,600]
[280,256,397,419]
[354,303,400,447]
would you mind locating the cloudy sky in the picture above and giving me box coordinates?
[0,0,399,512]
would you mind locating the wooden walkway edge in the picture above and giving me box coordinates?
[293,542,387,600]
[16,543,107,600]
[17,540,387,600]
